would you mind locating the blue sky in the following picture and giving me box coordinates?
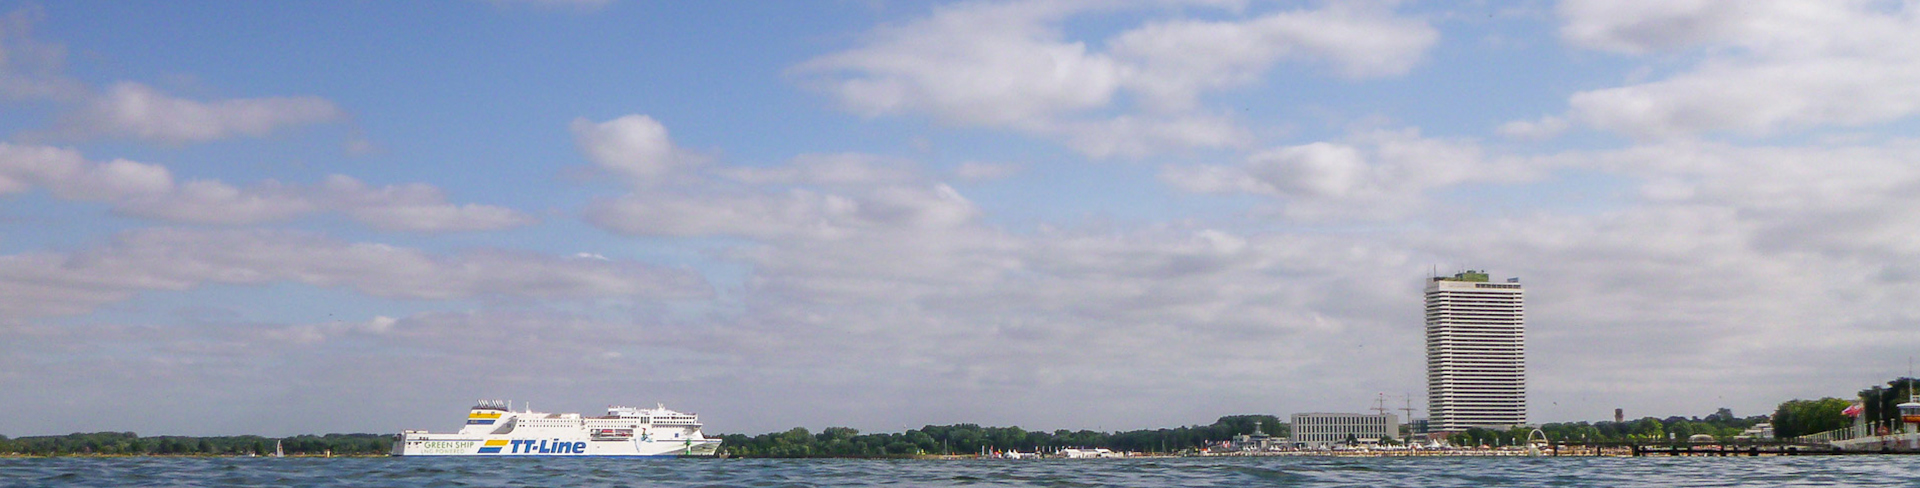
[5,0,1920,437]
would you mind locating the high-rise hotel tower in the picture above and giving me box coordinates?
[1425,270,1525,432]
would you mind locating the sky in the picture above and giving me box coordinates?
[3,0,1919,437]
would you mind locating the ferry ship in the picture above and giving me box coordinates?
[392,400,722,456]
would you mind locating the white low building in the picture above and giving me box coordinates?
[1291,412,1399,448]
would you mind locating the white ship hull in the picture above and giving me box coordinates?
[393,435,720,456]
[393,401,722,457]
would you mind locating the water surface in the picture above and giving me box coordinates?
[3,455,1917,487]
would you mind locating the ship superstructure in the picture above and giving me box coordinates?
[392,400,722,456]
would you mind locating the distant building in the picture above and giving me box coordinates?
[1426,270,1526,432]
[1615,408,1624,423]
[1410,418,1429,435]
[1219,421,1285,452]
[1291,412,1399,448]
[1736,423,1774,440]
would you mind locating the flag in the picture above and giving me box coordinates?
[1841,403,1864,417]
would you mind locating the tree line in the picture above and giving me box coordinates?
[1445,376,1918,446]
[1445,408,1770,447]
[0,432,391,456]
[717,415,1286,457]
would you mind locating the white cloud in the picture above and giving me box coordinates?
[1110,2,1438,111]
[1534,0,1920,138]
[570,115,702,180]
[1160,128,1532,219]
[0,10,345,142]
[0,143,180,201]
[266,315,401,344]
[1497,115,1568,140]
[718,152,919,186]
[0,143,534,231]
[798,1,1436,156]
[66,82,344,143]
[797,1,1121,126]
[1558,0,1857,56]
[577,119,980,240]
[1050,113,1251,159]
[588,184,978,240]
[0,228,710,318]
[321,175,538,232]
[122,179,313,225]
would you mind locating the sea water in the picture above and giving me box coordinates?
[2,455,1917,487]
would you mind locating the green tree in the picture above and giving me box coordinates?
[1772,397,1851,438]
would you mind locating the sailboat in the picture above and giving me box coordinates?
[275,440,285,458]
